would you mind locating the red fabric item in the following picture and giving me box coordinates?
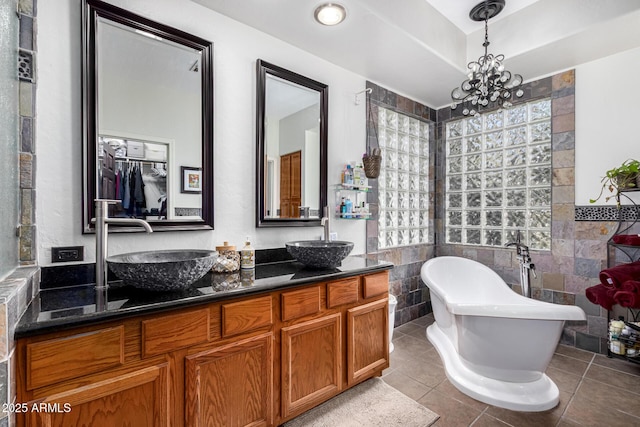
[612,235,640,246]
[613,280,640,308]
[612,235,626,244]
[599,260,640,288]
[620,280,640,293]
[585,284,617,311]
[613,291,640,308]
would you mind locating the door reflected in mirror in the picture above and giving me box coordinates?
[256,60,328,227]
[82,0,214,232]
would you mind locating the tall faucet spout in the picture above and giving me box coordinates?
[94,199,153,289]
[321,206,330,242]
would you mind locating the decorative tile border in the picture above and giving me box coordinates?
[575,205,639,221]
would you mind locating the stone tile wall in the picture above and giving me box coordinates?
[364,81,437,326]
[18,0,37,266]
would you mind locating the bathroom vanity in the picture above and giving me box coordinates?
[14,257,392,426]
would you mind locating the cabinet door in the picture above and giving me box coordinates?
[347,298,389,386]
[26,362,170,427]
[185,332,273,427]
[281,314,341,419]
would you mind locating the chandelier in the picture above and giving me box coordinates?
[451,0,524,116]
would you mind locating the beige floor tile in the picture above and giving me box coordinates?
[396,321,424,335]
[397,358,447,388]
[423,348,444,367]
[406,325,431,342]
[412,314,435,327]
[563,379,640,426]
[469,414,511,427]
[433,379,488,412]
[418,389,482,427]
[382,369,432,401]
[547,352,590,377]
[570,377,640,418]
[393,333,434,355]
[554,344,596,363]
[585,362,640,394]
[556,419,583,426]
[591,353,640,376]
[545,366,582,394]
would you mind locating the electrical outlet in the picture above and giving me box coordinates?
[52,246,84,263]
[329,232,338,241]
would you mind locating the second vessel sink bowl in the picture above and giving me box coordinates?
[285,240,354,269]
[107,250,217,291]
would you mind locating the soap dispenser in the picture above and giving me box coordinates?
[241,237,255,270]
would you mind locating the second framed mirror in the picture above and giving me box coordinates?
[256,60,328,227]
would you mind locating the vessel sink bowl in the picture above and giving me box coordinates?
[285,240,354,269]
[107,250,217,291]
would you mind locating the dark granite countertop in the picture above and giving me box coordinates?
[16,256,393,338]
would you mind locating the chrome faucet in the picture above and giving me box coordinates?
[321,206,330,242]
[94,199,153,288]
[505,230,537,298]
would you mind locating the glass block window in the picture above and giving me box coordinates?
[377,107,430,249]
[445,99,552,250]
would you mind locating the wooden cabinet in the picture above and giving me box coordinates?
[347,299,389,386]
[185,333,273,427]
[26,361,170,427]
[281,314,342,419]
[16,270,389,427]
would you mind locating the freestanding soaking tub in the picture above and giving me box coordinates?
[421,256,586,411]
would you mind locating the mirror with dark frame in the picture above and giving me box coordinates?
[256,59,328,227]
[82,0,214,232]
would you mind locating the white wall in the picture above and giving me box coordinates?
[36,0,367,266]
[575,46,640,205]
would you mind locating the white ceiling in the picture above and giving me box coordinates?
[424,0,542,34]
[192,0,640,109]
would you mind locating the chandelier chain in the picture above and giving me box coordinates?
[450,0,524,116]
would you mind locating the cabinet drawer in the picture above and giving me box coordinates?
[327,277,359,308]
[142,308,210,357]
[362,272,389,299]
[281,286,321,321]
[26,326,124,390]
[222,296,273,337]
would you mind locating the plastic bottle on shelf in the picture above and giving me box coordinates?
[344,165,353,186]
[345,197,353,218]
[354,163,367,189]
[353,164,362,189]
[340,197,346,218]
[240,237,255,269]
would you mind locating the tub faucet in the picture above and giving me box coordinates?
[505,231,536,298]
[93,199,153,288]
[321,206,330,242]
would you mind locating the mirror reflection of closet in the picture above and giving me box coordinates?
[99,135,172,219]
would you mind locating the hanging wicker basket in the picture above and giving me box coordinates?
[363,150,381,179]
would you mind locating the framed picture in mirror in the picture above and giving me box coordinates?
[181,166,202,193]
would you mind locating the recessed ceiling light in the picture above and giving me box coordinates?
[314,3,347,26]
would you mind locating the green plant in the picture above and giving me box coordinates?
[589,158,640,204]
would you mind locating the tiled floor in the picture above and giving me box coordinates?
[382,314,640,426]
